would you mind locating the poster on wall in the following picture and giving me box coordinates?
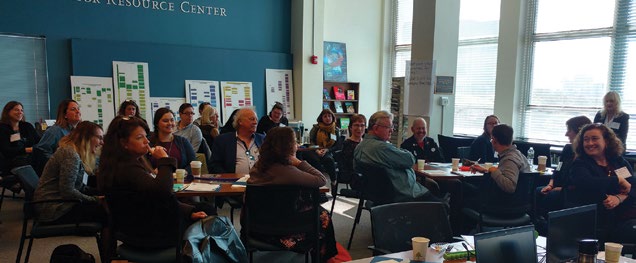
[265,69,294,120]
[70,76,116,129]
[405,60,435,116]
[112,61,151,122]
[323,41,347,82]
[185,80,221,121]
[435,76,454,94]
[149,97,186,130]
[220,81,253,124]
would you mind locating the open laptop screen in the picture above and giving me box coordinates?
[474,225,538,263]
[547,204,597,263]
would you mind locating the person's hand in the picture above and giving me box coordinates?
[618,176,631,194]
[25,147,32,154]
[603,195,621,210]
[470,164,487,174]
[191,211,207,220]
[541,184,554,194]
[149,145,169,159]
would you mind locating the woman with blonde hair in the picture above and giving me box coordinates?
[594,91,629,147]
[199,105,219,150]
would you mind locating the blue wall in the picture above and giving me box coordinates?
[0,0,291,117]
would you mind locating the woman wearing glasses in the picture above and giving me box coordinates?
[341,114,366,176]
[149,108,196,178]
[306,109,340,183]
[469,115,500,163]
[99,116,207,250]
[570,123,636,243]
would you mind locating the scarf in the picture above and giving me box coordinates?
[316,122,336,148]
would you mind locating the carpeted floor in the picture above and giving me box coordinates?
[0,188,374,262]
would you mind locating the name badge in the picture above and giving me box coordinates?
[615,167,632,179]
[10,133,20,142]
[330,134,337,141]
[82,172,89,185]
[556,162,563,171]
[609,122,621,130]
[279,123,286,127]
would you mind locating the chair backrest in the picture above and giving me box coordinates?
[243,184,320,236]
[513,141,552,167]
[457,146,471,161]
[11,165,39,201]
[333,150,355,184]
[437,134,475,163]
[370,202,452,253]
[355,165,396,206]
[480,172,538,215]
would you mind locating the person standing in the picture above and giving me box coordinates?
[594,91,629,148]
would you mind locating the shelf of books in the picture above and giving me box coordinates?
[323,81,359,131]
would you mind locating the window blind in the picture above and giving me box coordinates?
[392,0,413,77]
[0,34,49,124]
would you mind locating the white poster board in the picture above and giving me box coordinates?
[149,97,186,130]
[185,80,221,121]
[220,81,253,124]
[112,61,151,122]
[405,60,435,116]
[265,69,294,120]
[70,76,116,129]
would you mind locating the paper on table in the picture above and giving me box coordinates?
[232,175,250,188]
[185,182,220,192]
[370,257,403,263]
[425,170,449,176]
[428,162,452,168]
[460,235,475,249]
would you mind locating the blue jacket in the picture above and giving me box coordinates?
[150,135,196,178]
[210,132,265,173]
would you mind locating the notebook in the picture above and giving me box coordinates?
[474,225,538,263]
[546,204,597,263]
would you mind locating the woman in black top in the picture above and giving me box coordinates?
[594,91,629,148]
[256,102,289,135]
[469,115,499,163]
[0,101,40,177]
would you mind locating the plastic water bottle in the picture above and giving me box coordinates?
[297,120,304,143]
[527,147,535,166]
[303,128,310,145]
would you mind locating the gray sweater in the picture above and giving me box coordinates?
[491,145,532,193]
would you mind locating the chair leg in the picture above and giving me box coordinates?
[230,207,235,225]
[347,198,365,250]
[0,187,5,213]
[249,251,253,263]
[16,235,25,263]
[329,191,338,216]
[24,237,34,263]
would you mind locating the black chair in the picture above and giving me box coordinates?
[242,184,321,263]
[621,243,636,259]
[369,202,453,255]
[329,150,362,216]
[12,165,103,263]
[462,172,538,232]
[437,135,475,163]
[457,146,471,161]
[514,141,552,167]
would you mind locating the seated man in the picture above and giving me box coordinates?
[471,124,532,193]
[354,111,446,204]
[400,117,444,163]
[210,107,265,174]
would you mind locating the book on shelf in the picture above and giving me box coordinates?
[334,101,344,113]
[333,86,346,100]
[340,117,350,130]
[323,87,331,100]
[347,90,355,100]
[323,102,331,110]
[345,102,355,113]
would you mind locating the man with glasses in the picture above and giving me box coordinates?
[354,111,448,204]
[210,107,264,174]
[174,103,206,153]
[401,117,444,163]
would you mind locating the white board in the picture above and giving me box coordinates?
[185,80,221,121]
[265,69,294,120]
[220,81,253,124]
[70,76,116,130]
[112,61,151,122]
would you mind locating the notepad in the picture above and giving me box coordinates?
[185,183,220,192]
[232,175,250,188]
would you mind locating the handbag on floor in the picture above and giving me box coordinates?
[182,215,248,263]
[49,244,95,263]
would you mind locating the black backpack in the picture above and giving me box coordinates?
[50,244,95,263]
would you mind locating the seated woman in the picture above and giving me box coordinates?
[149,108,196,178]
[118,100,141,118]
[247,126,338,261]
[340,114,366,178]
[99,116,207,249]
[199,105,220,150]
[594,91,629,148]
[0,101,40,190]
[305,109,340,183]
[570,123,636,243]
[469,115,500,163]
[256,102,289,134]
[193,102,211,127]
[33,121,110,255]
[33,99,81,175]
[537,116,591,215]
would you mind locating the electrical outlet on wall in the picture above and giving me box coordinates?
[439,96,449,106]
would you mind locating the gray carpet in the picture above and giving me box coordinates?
[0,189,374,262]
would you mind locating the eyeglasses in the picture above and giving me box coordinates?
[376,124,395,130]
[180,112,195,116]
[351,124,366,128]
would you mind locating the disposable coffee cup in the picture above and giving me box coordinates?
[417,160,426,170]
[483,162,493,170]
[538,156,547,172]
[190,161,202,177]
[412,237,429,261]
[451,158,460,172]
[175,169,186,184]
[605,242,623,263]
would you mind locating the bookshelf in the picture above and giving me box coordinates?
[323,81,360,131]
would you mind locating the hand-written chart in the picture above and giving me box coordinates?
[265,69,294,120]
[70,76,116,129]
[185,80,220,121]
[112,61,151,122]
[220,81,253,124]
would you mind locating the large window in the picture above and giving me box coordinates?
[521,0,636,149]
[453,0,501,135]
[392,0,413,77]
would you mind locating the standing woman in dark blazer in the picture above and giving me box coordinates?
[594,91,629,148]
[0,101,40,176]
[469,115,500,163]
[149,108,196,178]
[570,123,636,243]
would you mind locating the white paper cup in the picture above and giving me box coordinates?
[605,242,623,263]
[412,237,429,261]
[451,158,460,172]
[483,162,493,170]
[190,161,202,177]
[175,169,186,184]
[537,156,547,172]
[417,160,426,170]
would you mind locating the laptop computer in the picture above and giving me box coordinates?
[546,204,597,263]
[474,225,538,263]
